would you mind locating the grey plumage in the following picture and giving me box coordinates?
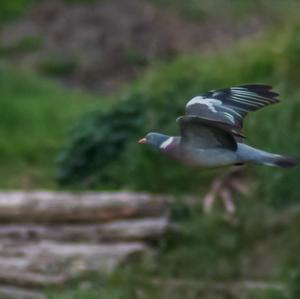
[138,84,298,168]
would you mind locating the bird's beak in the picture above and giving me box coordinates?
[138,138,147,144]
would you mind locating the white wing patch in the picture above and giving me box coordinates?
[186,96,222,113]
[160,137,174,149]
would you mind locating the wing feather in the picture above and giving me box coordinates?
[185,84,280,138]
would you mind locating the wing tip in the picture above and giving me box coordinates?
[232,83,280,106]
[234,83,280,97]
[235,83,273,90]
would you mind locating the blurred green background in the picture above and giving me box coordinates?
[1,0,300,298]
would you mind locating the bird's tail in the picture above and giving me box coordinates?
[263,154,298,168]
[237,144,298,168]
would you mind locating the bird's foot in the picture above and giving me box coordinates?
[202,166,249,214]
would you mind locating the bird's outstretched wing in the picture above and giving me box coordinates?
[177,116,237,151]
[185,84,279,137]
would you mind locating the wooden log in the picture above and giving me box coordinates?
[0,271,66,288]
[0,191,169,223]
[0,241,149,286]
[0,217,169,242]
[0,285,45,299]
[0,257,30,272]
[0,192,167,294]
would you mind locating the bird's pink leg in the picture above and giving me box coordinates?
[202,178,224,212]
[220,188,235,214]
[202,166,248,214]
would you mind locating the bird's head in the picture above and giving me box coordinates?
[138,132,171,149]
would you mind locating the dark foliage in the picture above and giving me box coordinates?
[56,96,145,187]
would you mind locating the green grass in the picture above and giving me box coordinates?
[37,54,79,77]
[148,0,299,23]
[0,63,99,188]
[0,0,98,22]
[0,36,43,57]
[1,0,298,25]
[0,0,35,22]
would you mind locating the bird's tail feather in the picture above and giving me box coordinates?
[264,154,298,168]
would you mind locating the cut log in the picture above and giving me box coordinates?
[0,217,168,242]
[0,285,45,299]
[0,241,149,287]
[0,192,168,295]
[0,191,169,223]
[0,271,66,288]
[0,257,30,272]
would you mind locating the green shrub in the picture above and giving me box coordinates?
[56,96,145,187]
[37,55,79,77]
[0,36,43,57]
[0,0,35,21]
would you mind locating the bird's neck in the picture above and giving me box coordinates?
[160,136,182,160]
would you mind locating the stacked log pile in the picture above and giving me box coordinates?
[0,191,170,299]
